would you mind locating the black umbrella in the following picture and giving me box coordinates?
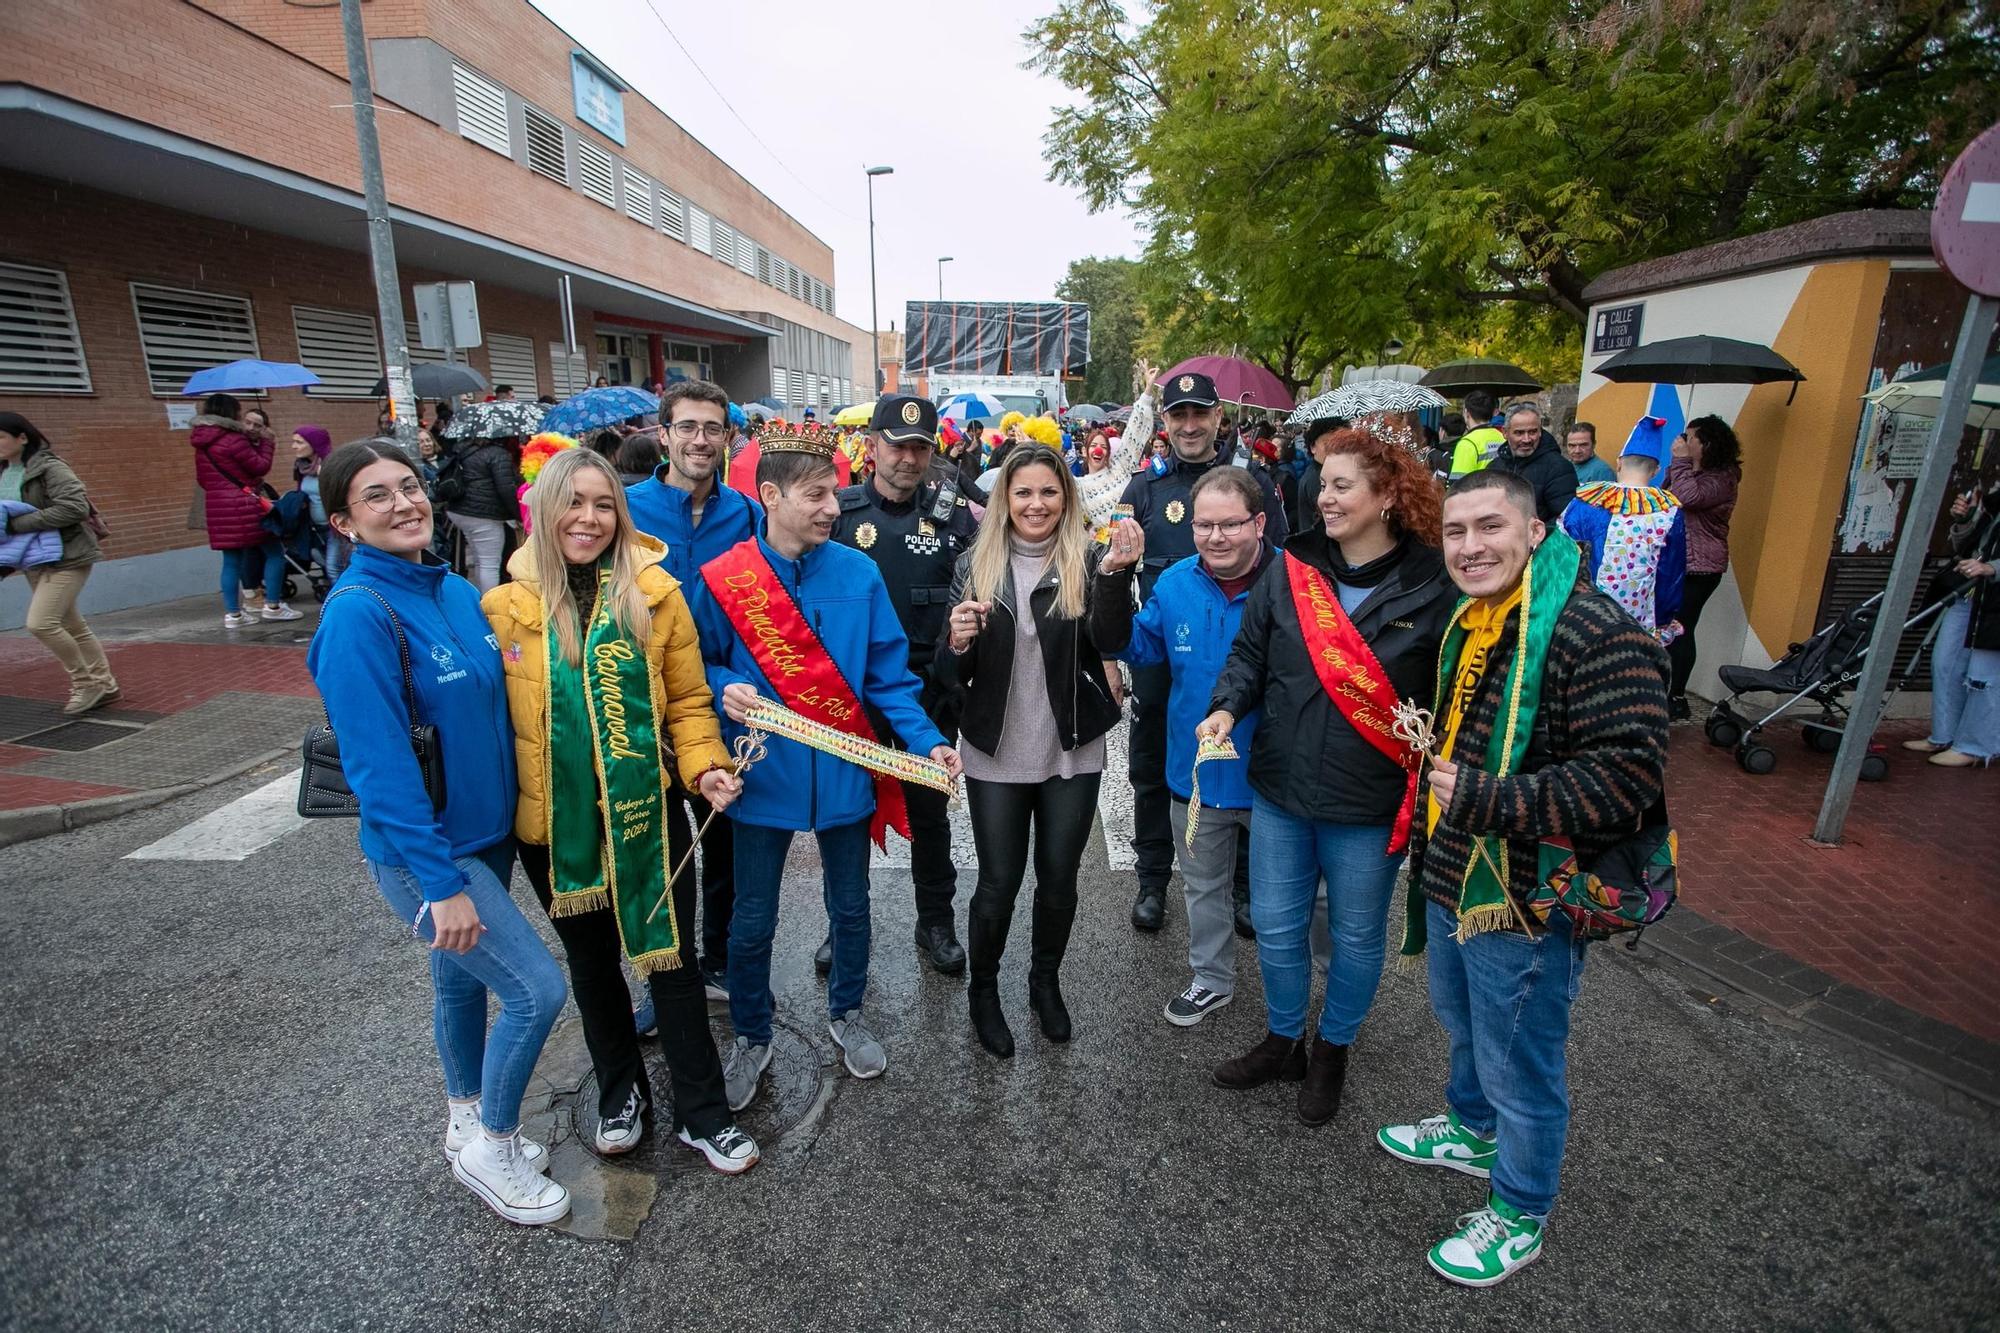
[368,362,489,399]
[1595,335,1803,390]
[1419,357,1541,396]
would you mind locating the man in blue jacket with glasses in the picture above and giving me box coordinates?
[1107,464,1275,1027]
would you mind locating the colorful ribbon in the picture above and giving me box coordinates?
[1185,735,1240,848]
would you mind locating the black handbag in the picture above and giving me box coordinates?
[298,587,447,818]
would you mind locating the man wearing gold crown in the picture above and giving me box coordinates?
[689,419,963,1112]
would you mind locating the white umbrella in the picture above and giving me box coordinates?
[1288,382,1448,425]
[1862,356,2000,432]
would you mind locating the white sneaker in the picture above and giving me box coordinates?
[451,1130,570,1226]
[221,611,255,629]
[260,602,305,622]
[677,1124,760,1175]
[443,1100,547,1173]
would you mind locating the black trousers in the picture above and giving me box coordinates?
[905,777,958,928]
[672,780,735,973]
[1126,662,1176,891]
[1668,571,1726,700]
[518,835,730,1139]
[966,773,1103,923]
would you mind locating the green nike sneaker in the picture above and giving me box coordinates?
[1427,1195,1544,1287]
[1375,1111,1497,1178]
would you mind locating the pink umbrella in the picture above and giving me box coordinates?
[1159,356,1295,412]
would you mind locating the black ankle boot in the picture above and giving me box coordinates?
[1212,1030,1306,1090]
[967,914,1014,1059]
[1027,898,1075,1042]
[1297,1037,1350,1125]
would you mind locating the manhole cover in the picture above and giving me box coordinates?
[13,719,146,751]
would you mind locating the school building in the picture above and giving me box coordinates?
[0,0,870,624]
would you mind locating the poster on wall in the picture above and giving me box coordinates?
[571,54,626,146]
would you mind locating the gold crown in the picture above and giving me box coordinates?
[754,418,840,458]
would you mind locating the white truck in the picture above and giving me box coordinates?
[928,373,1069,419]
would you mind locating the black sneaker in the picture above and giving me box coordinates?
[1668,695,1693,723]
[1164,982,1233,1027]
[594,1085,647,1155]
[813,936,833,978]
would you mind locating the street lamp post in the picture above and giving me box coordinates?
[937,256,954,300]
[865,165,894,394]
[1382,337,1404,368]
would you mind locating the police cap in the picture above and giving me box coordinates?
[871,394,939,444]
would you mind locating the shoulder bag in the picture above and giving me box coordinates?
[298,586,447,818]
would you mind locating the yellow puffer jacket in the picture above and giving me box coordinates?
[481,534,731,845]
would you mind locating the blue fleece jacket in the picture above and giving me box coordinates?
[624,470,763,587]
[1112,552,1265,808]
[308,544,515,900]
[689,537,946,831]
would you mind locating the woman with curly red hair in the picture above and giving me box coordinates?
[1201,425,1454,1126]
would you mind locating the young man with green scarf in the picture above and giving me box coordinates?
[1377,468,1669,1287]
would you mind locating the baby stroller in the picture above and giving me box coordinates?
[261,489,333,601]
[1704,585,1962,779]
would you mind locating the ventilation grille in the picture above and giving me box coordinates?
[452,64,511,157]
[523,105,567,184]
[0,261,91,393]
[486,332,538,399]
[131,283,259,396]
[576,140,615,207]
[293,306,381,398]
[621,167,656,227]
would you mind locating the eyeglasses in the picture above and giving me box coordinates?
[1191,518,1255,538]
[669,420,731,442]
[354,478,428,513]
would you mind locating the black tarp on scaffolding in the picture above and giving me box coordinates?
[902,302,1091,376]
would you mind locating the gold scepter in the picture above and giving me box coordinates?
[646,728,767,924]
[1390,700,1535,934]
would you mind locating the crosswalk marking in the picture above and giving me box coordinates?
[126,770,308,862]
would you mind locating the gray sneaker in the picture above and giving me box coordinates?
[828,1010,887,1080]
[723,1036,772,1112]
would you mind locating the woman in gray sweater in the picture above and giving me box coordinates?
[941,444,1142,1057]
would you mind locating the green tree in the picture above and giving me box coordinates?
[1026,0,1998,379]
[1055,256,1147,403]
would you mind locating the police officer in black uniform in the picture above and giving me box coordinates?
[819,392,980,976]
[1118,369,1286,935]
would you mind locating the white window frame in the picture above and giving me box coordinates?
[292,305,382,398]
[452,63,511,157]
[575,140,616,208]
[621,167,657,228]
[522,104,568,185]
[130,282,260,398]
[0,261,92,394]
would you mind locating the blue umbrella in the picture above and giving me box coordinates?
[752,396,785,411]
[541,385,661,437]
[181,360,321,395]
[940,391,1004,424]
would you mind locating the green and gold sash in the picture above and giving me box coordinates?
[544,569,681,974]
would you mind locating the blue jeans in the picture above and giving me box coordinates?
[1929,600,2000,760]
[366,840,567,1135]
[324,530,353,582]
[219,541,285,612]
[729,818,872,1046]
[1248,794,1403,1045]
[1426,897,1587,1219]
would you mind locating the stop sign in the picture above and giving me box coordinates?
[1933,121,2000,297]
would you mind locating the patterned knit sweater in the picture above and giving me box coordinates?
[1411,573,1671,929]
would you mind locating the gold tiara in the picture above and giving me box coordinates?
[755,419,840,458]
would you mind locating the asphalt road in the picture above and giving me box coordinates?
[2,761,1995,1333]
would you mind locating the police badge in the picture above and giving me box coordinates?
[900,401,922,426]
[1177,375,1194,392]
[1165,499,1186,523]
[855,522,878,549]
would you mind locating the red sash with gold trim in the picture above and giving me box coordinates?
[1285,554,1419,854]
[702,540,910,847]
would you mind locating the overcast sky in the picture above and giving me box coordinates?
[528,0,1143,334]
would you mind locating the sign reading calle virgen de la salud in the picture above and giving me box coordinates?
[1591,302,1644,355]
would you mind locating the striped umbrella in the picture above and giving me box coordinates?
[1287,382,1448,425]
[939,391,1005,424]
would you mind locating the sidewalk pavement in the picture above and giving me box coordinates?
[0,594,320,835]
[5,592,1995,1099]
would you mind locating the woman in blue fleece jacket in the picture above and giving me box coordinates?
[308,439,569,1229]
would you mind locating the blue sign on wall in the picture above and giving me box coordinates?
[571,53,626,146]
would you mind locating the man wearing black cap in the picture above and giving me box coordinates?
[825,393,980,974]
[1118,371,1287,934]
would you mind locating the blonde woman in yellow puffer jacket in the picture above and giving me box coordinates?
[481,447,760,1174]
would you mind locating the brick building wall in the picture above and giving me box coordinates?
[0,169,572,562]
